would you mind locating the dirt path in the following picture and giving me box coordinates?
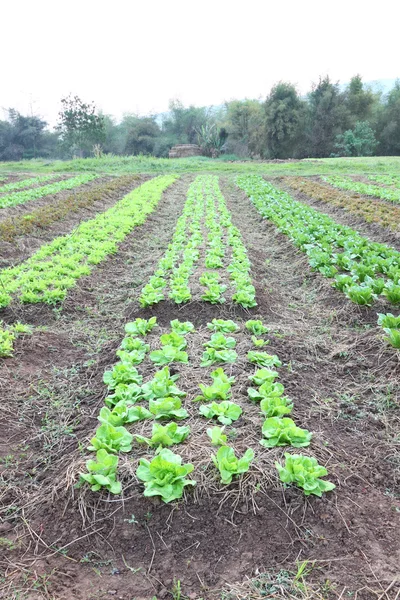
[0,175,399,600]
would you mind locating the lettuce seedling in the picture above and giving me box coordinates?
[149,397,189,420]
[377,313,400,328]
[212,446,254,484]
[103,364,142,389]
[160,332,187,350]
[136,448,196,503]
[345,284,375,306]
[150,345,189,365]
[383,328,400,348]
[248,368,279,386]
[88,423,133,454]
[169,286,191,304]
[260,417,312,448]
[247,381,285,402]
[201,348,238,367]
[105,383,143,408]
[139,288,164,307]
[134,422,190,448]
[251,336,269,347]
[141,367,186,401]
[204,333,236,350]
[98,401,151,426]
[125,317,157,336]
[194,368,235,402]
[207,319,240,333]
[120,337,149,353]
[200,272,220,286]
[382,283,400,305]
[245,320,268,336]
[79,449,121,494]
[275,453,336,497]
[0,328,15,358]
[260,396,294,418]
[232,290,257,308]
[115,349,147,366]
[207,426,228,446]
[247,352,282,368]
[332,274,354,292]
[170,319,195,335]
[199,401,242,425]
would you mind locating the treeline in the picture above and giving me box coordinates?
[1,75,400,161]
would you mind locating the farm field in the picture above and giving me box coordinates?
[0,157,399,600]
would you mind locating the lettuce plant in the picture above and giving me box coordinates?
[105,383,143,408]
[248,368,279,386]
[260,417,312,448]
[98,401,151,426]
[212,446,254,484]
[150,345,189,365]
[199,401,242,425]
[125,317,157,336]
[207,319,240,333]
[115,349,147,366]
[103,364,142,389]
[142,367,186,400]
[251,336,269,347]
[160,332,187,350]
[344,284,375,306]
[201,348,238,367]
[207,426,227,446]
[245,320,268,336]
[377,313,400,328]
[134,422,190,448]
[120,337,149,354]
[275,453,336,497]
[170,319,195,335]
[149,397,189,420]
[247,352,282,368]
[88,423,134,454]
[260,396,294,418]
[204,333,236,350]
[194,368,235,402]
[382,283,400,304]
[247,381,286,402]
[383,328,400,348]
[0,327,15,357]
[136,448,196,503]
[79,449,121,494]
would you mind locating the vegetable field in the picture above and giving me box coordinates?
[0,159,399,600]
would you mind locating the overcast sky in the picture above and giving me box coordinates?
[1,0,398,128]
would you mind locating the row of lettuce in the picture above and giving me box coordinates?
[324,175,400,203]
[0,175,177,307]
[139,174,256,308]
[79,316,335,502]
[237,176,400,349]
[0,174,97,209]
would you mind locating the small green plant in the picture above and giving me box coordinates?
[160,331,187,349]
[194,368,234,402]
[88,423,133,453]
[0,327,15,357]
[247,381,285,402]
[248,351,282,368]
[212,446,254,484]
[345,284,375,306]
[136,448,196,503]
[207,426,228,446]
[260,417,312,448]
[383,328,400,348]
[275,453,336,497]
[251,336,269,347]
[260,396,294,418]
[142,367,186,400]
[248,368,279,386]
[199,401,242,425]
[149,397,189,420]
[377,313,400,328]
[170,319,195,335]
[246,320,268,336]
[125,317,158,336]
[134,422,190,447]
[103,364,142,389]
[78,449,121,494]
[207,319,240,333]
[150,345,189,365]
[98,402,151,426]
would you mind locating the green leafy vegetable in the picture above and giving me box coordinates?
[260,417,312,448]
[160,331,187,349]
[204,333,236,350]
[207,426,228,446]
[247,352,282,368]
[149,397,189,420]
[142,367,186,400]
[104,383,143,408]
[212,446,254,484]
[260,396,294,418]
[194,368,235,402]
[78,449,121,494]
[98,401,151,426]
[275,453,336,497]
[134,422,190,447]
[248,368,279,386]
[150,345,189,365]
[207,319,240,333]
[245,320,268,336]
[136,448,196,502]
[383,328,400,348]
[247,381,285,402]
[88,423,133,453]
[199,401,242,425]
[103,364,142,389]
[170,319,195,335]
[377,313,400,328]
[124,317,158,336]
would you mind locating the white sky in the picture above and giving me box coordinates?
[1,0,399,128]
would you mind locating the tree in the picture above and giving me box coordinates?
[0,109,53,160]
[162,100,209,145]
[57,95,105,157]
[334,121,377,156]
[124,117,160,155]
[224,100,265,157]
[345,75,377,124]
[307,76,349,157]
[377,80,400,155]
[264,82,306,158]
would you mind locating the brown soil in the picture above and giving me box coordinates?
[0,175,399,600]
